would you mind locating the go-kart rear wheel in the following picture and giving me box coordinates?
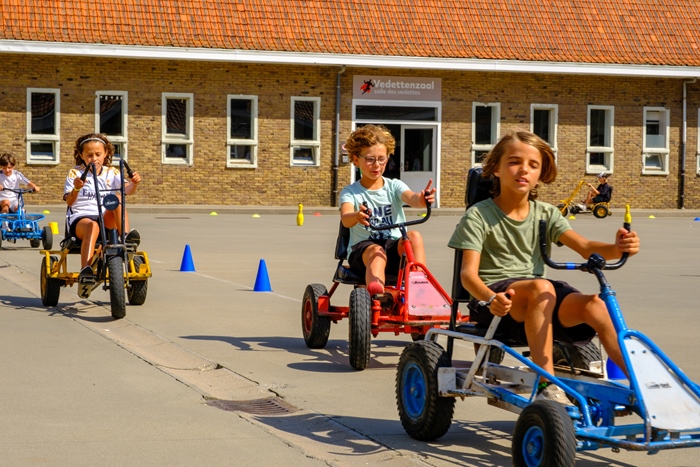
[40,255,61,307]
[30,238,40,248]
[396,340,455,441]
[127,255,148,306]
[592,204,609,219]
[41,225,53,250]
[512,400,576,467]
[348,287,372,370]
[302,283,331,349]
[553,340,602,371]
[107,255,126,320]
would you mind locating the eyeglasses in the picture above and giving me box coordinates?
[360,156,388,165]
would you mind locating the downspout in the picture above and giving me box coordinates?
[681,78,697,209]
[332,65,346,207]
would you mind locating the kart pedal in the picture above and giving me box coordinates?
[372,292,394,308]
[77,283,92,299]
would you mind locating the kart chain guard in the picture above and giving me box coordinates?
[626,338,700,431]
[406,271,450,317]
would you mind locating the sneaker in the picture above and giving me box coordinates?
[536,383,573,406]
[125,229,141,249]
[78,266,96,284]
[577,203,587,212]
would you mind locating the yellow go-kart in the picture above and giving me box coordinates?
[39,161,151,320]
[557,179,613,219]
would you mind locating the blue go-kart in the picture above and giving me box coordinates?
[0,187,53,250]
[395,176,700,465]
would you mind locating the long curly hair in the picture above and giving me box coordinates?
[481,130,557,200]
[72,133,115,167]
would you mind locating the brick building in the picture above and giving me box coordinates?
[1,1,700,208]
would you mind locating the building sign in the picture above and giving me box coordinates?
[353,75,441,101]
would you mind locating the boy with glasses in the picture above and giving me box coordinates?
[339,124,435,296]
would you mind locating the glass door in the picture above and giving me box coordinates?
[400,126,435,194]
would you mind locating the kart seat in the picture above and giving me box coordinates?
[332,222,398,286]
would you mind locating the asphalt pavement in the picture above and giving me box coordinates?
[2,205,700,466]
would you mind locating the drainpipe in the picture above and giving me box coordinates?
[332,65,346,207]
[681,78,697,209]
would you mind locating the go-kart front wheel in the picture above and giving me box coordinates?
[512,400,576,467]
[42,225,53,250]
[127,255,148,305]
[40,255,61,307]
[302,283,331,349]
[348,287,372,370]
[107,255,126,319]
[396,340,455,441]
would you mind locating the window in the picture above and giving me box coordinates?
[642,107,669,175]
[26,88,60,164]
[531,104,558,162]
[227,95,258,168]
[162,93,193,165]
[471,103,500,166]
[586,105,614,173]
[96,91,127,164]
[290,97,320,166]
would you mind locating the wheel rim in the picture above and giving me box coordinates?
[521,426,545,466]
[303,299,313,334]
[402,362,426,419]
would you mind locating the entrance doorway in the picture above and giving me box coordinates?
[352,123,437,197]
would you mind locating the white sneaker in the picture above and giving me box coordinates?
[536,383,573,406]
[577,204,587,211]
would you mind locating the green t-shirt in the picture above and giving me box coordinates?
[447,198,571,285]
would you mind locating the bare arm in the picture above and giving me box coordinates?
[559,228,640,261]
[400,179,435,208]
[460,249,512,316]
[340,201,370,228]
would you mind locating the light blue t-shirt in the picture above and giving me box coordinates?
[339,177,410,257]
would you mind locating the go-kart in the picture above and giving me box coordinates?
[0,187,53,250]
[395,172,700,465]
[558,179,613,219]
[39,160,151,320]
[301,197,464,370]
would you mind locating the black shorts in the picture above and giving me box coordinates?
[468,278,596,345]
[348,238,401,279]
[592,195,609,203]
[68,215,100,239]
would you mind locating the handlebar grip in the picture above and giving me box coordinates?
[80,163,93,182]
[123,160,134,179]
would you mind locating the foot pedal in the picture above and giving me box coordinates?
[372,292,394,308]
[77,283,92,299]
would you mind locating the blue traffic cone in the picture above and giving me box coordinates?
[180,244,196,272]
[253,259,272,292]
[606,358,626,380]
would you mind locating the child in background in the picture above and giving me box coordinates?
[582,172,612,209]
[0,152,40,214]
[448,130,639,404]
[64,133,141,287]
[339,124,435,296]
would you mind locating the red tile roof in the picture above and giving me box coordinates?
[1,0,699,67]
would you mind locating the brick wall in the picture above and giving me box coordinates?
[1,54,698,208]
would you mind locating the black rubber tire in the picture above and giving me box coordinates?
[512,400,576,467]
[127,255,148,306]
[553,340,602,371]
[301,283,331,349]
[30,238,40,248]
[348,287,372,370]
[396,340,455,441]
[593,204,609,219]
[42,225,53,250]
[108,255,127,320]
[557,204,569,217]
[40,255,61,307]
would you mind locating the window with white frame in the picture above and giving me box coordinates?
[586,105,614,173]
[471,103,500,166]
[642,107,669,175]
[26,88,60,164]
[96,91,127,164]
[227,95,258,168]
[162,93,193,165]
[290,97,320,166]
[531,104,558,162]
